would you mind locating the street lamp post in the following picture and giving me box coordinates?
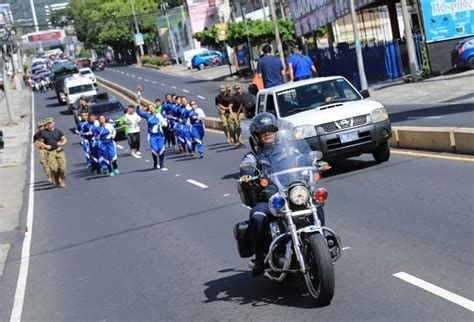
[161,3,180,65]
[131,0,144,66]
[268,0,286,71]
[349,0,368,90]
[29,0,43,51]
[400,0,419,81]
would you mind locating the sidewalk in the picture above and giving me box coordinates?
[0,77,31,278]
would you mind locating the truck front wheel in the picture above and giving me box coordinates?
[372,141,390,163]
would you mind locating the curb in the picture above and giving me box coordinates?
[97,77,474,156]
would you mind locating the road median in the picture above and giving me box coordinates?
[97,76,473,156]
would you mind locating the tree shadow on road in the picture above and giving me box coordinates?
[202,268,322,309]
[388,103,474,124]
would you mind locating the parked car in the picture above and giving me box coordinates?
[451,36,474,70]
[191,50,225,70]
[183,48,208,69]
[241,76,392,163]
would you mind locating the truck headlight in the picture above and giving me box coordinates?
[289,186,309,205]
[371,108,389,123]
[293,125,317,140]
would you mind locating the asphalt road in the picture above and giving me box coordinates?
[98,65,474,128]
[0,89,473,320]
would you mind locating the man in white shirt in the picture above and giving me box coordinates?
[124,105,142,156]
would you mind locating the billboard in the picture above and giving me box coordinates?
[288,0,377,36]
[420,0,474,43]
[21,30,66,49]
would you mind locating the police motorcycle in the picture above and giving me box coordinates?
[234,130,342,305]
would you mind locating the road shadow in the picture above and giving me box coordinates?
[45,102,63,108]
[59,110,71,116]
[33,181,58,191]
[388,103,474,124]
[221,172,239,180]
[125,168,159,174]
[202,268,321,309]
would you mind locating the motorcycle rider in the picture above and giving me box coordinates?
[239,112,326,277]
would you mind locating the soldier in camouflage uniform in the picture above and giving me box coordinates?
[33,120,53,183]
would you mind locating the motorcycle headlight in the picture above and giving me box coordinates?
[293,125,317,140]
[269,194,286,216]
[289,186,309,205]
[371,108,389,123]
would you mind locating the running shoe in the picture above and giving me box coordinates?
[109,172,115,177]
[160,167,168,171]
[136,151,142,155]
[114,169,120,175]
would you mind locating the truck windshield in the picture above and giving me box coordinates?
[69,84,94,95]
[276,78,361,117]
[90,102,123,114]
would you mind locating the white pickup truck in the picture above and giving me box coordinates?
[241,76,392,163]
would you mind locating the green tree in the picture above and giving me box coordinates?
[50,7,74,28]
[70,0,160,53]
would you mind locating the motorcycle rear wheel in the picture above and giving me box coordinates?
[303,233,335,305]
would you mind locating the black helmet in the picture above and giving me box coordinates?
[250,112,278,145]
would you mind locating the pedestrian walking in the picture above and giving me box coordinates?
[180,96,194,156]
[92,115,120,176]
[76,112,92,169]
[215,85,232,144]
[136,97,168,170]
[123,105,142,157]
[244,84,258,118]
[33,120,53,183]
[39,117,68,187]
[189,100,206,158]
[287,45,317,82]
[229,84,246,145]
[256,44,285,88]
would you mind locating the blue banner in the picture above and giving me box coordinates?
[236,46,250,70]
[420,0,474,43]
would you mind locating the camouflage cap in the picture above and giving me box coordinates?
[44,117,54,124]
[219,85,226,92]
[234,84,242,89]
[36,120,45,127]
[225,84,232,90]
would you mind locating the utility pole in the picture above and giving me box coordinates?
[131,0,144,66]
[400,0,419,81]
[29,0,43,51]
[268,0,286,71]
[261,0,267,21]
[349,0,368,90]
[239,0,255,71]
[161,3,180,65]
[2,43,15,124]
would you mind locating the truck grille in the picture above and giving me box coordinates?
[319,115,368,133]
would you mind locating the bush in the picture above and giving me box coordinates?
[142,55,167,67]
[23,64,29,73]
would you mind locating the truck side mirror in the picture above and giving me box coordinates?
[360,89,370,99]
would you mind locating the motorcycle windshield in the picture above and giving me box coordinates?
[265,130,321,191]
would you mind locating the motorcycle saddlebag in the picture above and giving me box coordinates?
[233,220,254,258]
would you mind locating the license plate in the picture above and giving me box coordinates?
[339,131,359,143]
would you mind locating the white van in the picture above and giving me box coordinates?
[183,48,207,69]
[79,67,97,88]
[64,75,97,112]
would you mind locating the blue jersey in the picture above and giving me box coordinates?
[136,106,165,136]
[92,123,115,140]
[188,110,202,125]
[76,120,89,140]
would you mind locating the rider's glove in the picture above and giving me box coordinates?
[239,175,252,183]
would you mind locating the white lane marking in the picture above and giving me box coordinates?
[171,85,177,89]
[393,272,474,312]
[161,83,166,86]
[10,93,36,322]
[182,89,190,93]
[407,116,442,119]
[120,72,124,74]
[175,174,180,177]
[137,77,142,80]
[342,247,351,251]
[116,144,124,150]
[144,79,149,82]
[125,73,130,76]
[223,194,230,197]
[197,95,206,100]
[131,75,136,78]
[152,81,157,84]
[186,179,208,189]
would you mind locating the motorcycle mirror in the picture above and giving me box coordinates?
[239,162,257,171]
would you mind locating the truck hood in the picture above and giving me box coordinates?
[281,99,384,126]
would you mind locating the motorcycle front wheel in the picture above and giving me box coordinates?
[303,233,335,305]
